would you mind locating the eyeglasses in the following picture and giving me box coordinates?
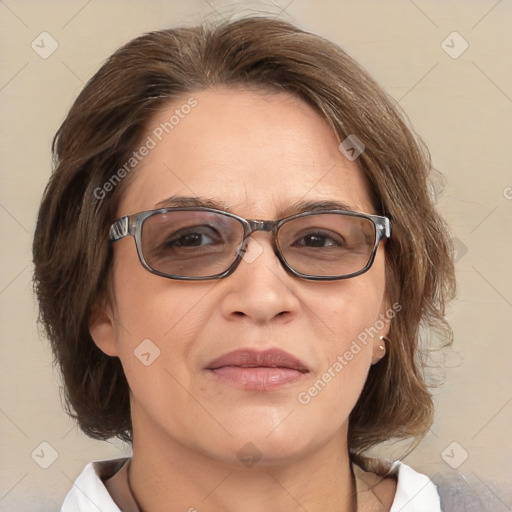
[109,207,391,281]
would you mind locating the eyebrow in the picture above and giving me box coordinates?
[154,195,356,218]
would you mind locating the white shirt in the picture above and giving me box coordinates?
[61,457,442,511]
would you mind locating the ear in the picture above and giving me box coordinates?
[371,336,387,365]
[88,297,119,357]
[371,299,392,365]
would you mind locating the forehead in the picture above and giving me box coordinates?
[117,87,374,218]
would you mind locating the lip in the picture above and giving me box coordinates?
[205,348,309,391]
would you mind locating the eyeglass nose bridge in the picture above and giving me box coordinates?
[241,218,283,245]
[245,219,280,233]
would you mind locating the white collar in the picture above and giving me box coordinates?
[61,457,441,512]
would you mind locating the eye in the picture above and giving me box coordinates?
[164,226,221,248]
[292,230,345,248]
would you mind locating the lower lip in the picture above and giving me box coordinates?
[208,366,306,391]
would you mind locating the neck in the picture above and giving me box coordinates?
[127,418,357,512]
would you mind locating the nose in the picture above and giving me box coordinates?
[219,235,300,325]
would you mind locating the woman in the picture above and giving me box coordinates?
[32,15,456,511]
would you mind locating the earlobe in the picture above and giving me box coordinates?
[88,299,118,357]
[372,300,391,365]
[371,335,389,365]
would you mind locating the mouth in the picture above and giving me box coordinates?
[205,348,309,391]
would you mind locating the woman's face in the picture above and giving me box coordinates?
[91,87,389,466]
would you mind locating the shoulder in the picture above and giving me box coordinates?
[353,460,441,512]
[432,471,512,512]
[391,462,441,511]
[60,458,128,512]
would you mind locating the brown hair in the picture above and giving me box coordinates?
[32,16,456,470]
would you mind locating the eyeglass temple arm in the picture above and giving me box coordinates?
[379,217,392,239]
[109,216,130,242]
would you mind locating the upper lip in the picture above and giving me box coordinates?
[206,348,309,372]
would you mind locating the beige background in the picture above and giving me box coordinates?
[1,0,511,510]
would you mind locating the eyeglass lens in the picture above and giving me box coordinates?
[140,210,376,278]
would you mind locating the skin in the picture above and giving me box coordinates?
[90,87,394,511]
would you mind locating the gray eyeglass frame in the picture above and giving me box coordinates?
[109,207,391,281]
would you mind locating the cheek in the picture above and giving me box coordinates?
[298,259,386,410]
[109,241,213,378]
[294,301,378,436]
[318,293,378,393]
[310,256,386,349]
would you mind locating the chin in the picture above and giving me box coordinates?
[195,420,330,470]
[204,437,317,470]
